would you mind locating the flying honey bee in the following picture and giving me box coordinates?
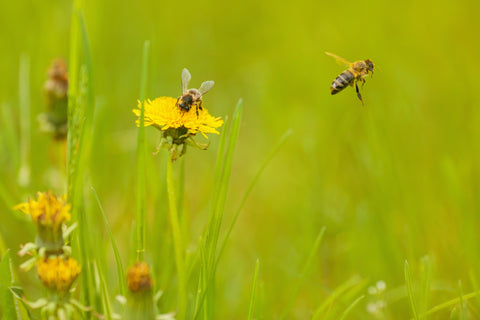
[176,68,215,116]
[326,52,375,105]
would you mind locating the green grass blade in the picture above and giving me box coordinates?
[338,295,365,320]
[208,100,243,262]
[216,129,292,268]
[0,251,20,319]
[281,226,326,320]
[97,262,113,320]
[247,259,260,320]
[66,0,81,194]
[210,114,229,212]
[204,100,243,317]
[135,40,150,262]
[405,260,419,320]
[458,280,465,320]
[167,155,187,318]
[91,187,126,296]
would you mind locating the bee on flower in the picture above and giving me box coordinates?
[133,69,223,160]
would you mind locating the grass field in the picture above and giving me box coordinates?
[2,0,480,319]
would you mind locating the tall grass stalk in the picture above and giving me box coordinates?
[67,0,96,311]
[166,154,187,318]
[135,40,150,262]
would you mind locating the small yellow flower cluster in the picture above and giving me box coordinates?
[127,262,152,293]
[36,257,81,293]
[133,97,223,138]
[14,191,71,232]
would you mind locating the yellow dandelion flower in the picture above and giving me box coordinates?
[14,191,71,232]
[127,262,152,293]
[36,257,81,293]
[133,96,223,138]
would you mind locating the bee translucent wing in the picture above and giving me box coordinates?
[181,68,192,94]
[198,80,214,95]
[325,52,352,67]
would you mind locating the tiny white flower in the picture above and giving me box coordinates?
[376,280,386,292]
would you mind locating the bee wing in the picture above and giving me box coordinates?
[325,52,352,67]
[181,68,192,94]
[198,80,214,95]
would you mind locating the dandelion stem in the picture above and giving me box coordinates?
[167,153,187,318]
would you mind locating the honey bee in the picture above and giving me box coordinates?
[326,52,375,105]
[176,68,214,116]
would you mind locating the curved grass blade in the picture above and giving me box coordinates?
[311,276,364,320]
[215,129,292,268]
[280,226,326,320]
[91,186,126,296]
[405,260,419,320]
[338,295,365,320]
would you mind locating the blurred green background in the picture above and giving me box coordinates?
[2,0,480,318]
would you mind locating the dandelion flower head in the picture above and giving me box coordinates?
[133,96,223,138]
[14,191,71,231]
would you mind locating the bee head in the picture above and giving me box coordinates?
[365,59,374,72]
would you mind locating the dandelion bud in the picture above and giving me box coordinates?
[127,262,153,293]
[125,262,155,319]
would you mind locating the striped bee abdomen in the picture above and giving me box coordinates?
[330,69,354,95]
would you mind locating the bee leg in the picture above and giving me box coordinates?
[355,81,364,105]
[176,97,180,106]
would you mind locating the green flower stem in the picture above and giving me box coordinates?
[167,152,187,318]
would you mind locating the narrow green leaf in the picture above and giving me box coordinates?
[281,226,326,320]
[405,260,419,320]
[247,259,260,320]
[91,187,126,296]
